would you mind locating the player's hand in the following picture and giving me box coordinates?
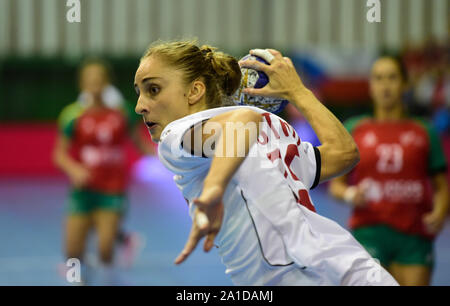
[238,48,306,101]
[174,185,225,265]
[344,185,368,208]
[423,209,447,234]
[68,165,91,188]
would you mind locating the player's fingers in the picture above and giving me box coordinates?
[430,222,440,231]
[249,49,275,64]
[174,226,202,265]
[192,198,208,209]
[238,59,271,74]
[265,49,284,59]
[174,250,190,265]
[203,231,218,252]
[241,86,271,97]
[283,56,294,67]
[435,223,443,232]
[74,179,83,188]
[192,199,211,221]
[427,217,440,228]
[174,240,199,264]
[422,213,433,224]
[422,214,441,233]
[195,210,210,231]
[426,222,439,234]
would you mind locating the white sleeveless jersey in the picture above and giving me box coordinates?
[158,106,398,286]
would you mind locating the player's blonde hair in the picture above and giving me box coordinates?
[141,39,241,108]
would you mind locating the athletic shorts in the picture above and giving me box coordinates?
[67,189,128,215]
[352,224,434,268]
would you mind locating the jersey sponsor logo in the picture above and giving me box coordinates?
[361,178,424,204]
[362,131,377,147]
[80,145,124,167]
[399,131,415,146]
[399,131,425,147]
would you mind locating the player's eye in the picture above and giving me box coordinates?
[147,85,160,95]
[134,85,140,97]
[389,74,398,80]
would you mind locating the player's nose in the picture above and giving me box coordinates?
[135,97,149,115]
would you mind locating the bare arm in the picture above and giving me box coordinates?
[289,90,359,182]
[202,108,261,190]
[174,108,262,264]
[240,49,359,183]
[423,172,449,234]
[53,134,91,188]
[329,174,351,202]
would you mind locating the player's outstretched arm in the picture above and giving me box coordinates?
[174,108,262,265]
[239,49,359,183]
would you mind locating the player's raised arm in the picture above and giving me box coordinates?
[239,49,359,182]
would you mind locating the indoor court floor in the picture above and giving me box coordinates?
[1,157,449,286]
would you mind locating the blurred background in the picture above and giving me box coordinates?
[0,0,449,285]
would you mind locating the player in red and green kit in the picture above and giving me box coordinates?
[330,56,449,286]
[53,60,150,284]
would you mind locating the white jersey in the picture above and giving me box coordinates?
[158,106,398,286]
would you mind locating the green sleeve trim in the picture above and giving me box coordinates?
[57,102,84,131]
[62,118,76,139]
[413,117,448,174]
[343,114,371,135]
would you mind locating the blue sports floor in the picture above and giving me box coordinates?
[0,156,449,286]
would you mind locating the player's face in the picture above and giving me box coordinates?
[134,56,192,142]
[80,64,108,98]
[369,58,405,110]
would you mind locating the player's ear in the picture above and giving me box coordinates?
[187,80,206,106]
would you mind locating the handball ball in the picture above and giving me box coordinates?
[232,54,289,114]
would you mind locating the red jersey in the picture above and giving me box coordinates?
[345,116,447,239]
[64,107,129,194]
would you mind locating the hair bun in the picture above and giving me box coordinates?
[199,45,241,96]
[200,46,215,60]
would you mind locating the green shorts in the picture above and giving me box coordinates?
[67,189,128,215]
[352,224,434,268]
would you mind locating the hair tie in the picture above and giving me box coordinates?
[201,47,214,61]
